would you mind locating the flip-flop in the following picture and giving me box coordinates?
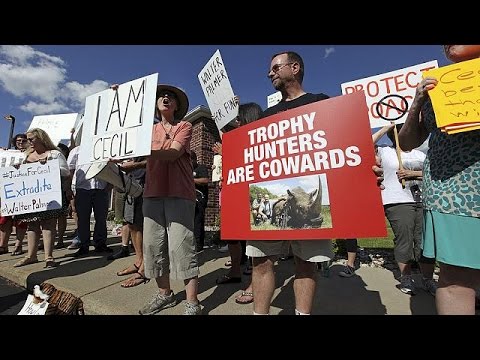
[116,263,139,276]
[235,291,254,304]
[121,272,150,288]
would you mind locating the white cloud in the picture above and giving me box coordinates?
[324,47,335,59]
[0,45,108,115]
[20,100,70,114]
[60,80,109,108]
[0,45,64,66]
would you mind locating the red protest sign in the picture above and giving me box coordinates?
[221,91,386,240]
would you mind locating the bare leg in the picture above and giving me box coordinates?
[26,224,41,259]
[0,218,13,250]
[436,262,480,315]
[121,224,130,246]
[129,225,142,268]
[184,276,199,303]
[293,256,316,314]
[155,274,172,295]
[227,242,242,278]
[398,262,411,277]
[252,256,276,314]
[346,251,356,268]
[14,225,27,252]
[56,214,67,246]
[120,226,145,287]
[41,218,57,261]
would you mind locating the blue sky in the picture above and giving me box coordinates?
[0,45,449,148]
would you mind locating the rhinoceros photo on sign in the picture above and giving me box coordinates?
[249,174,331,231]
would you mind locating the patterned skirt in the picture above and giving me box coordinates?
[15,192,69,223]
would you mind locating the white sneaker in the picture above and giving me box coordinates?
[399,275,416,295]
[184,302,202,315]
[139,291,177,315]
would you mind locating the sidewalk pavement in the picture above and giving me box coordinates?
[0,219,437,315]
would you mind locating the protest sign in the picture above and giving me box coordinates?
[198,50,238,131]
[28,113,78,146]
[18,295,49,315]
[0,150,25,168]
[425,57,480,134]
[0,159,62,216]
[78,73,158,165]
[342,61,438,128]
[221,91,386,240]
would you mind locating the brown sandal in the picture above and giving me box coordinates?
[116,263,139,276]
[13,256,38,267]
[121,272,150,288]
[44,257,59,268]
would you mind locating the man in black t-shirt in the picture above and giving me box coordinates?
[191,151,209,252]
[246,51,334,316]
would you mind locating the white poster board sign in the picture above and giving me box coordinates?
[198,49,238,131]
[0,159,62,216]
[78,73,158,165]
[267,91,282,108]
[18,295,49,315]
[28,113,78,146]
[0,150,25,168]
[341,61,438,128]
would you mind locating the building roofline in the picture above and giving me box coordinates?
[184,105,211,124]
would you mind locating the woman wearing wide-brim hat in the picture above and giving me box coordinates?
[138,84,202,315]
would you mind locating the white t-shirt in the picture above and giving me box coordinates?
[67,146,107,191]
[377,146,426,205]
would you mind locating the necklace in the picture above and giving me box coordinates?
[160,122,173,140]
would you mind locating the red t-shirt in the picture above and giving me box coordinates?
[143,121,195,201]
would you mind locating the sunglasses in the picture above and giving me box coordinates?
[268,62,294,76]
[158,91,177,100]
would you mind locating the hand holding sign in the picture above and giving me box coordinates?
[375,97,408,189]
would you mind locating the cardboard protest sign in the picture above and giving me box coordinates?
[198,50,238,131]
[342,61,438,128]
[18,295,49,315]
[28,113,78,146]
[221,91,386,240]
[0,159,62,216]
[424,57,480,134]
[0,150,25,168]
[78,73,158,165]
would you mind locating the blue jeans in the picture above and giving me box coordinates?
[75,188,109,251]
